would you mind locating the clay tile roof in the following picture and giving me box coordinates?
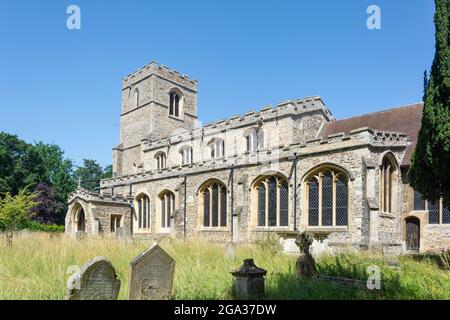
[319,103,424,166]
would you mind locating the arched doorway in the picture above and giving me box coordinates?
[405,217,420,252]
[76,207,86,232]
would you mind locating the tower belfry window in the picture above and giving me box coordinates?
[169,91,181,118]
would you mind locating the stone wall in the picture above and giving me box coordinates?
[66,61,450,254]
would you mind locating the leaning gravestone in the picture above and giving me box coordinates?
[128,244,175,300]
[224,241,236,259]
[67,257,121,300]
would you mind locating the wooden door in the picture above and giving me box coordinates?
[406,218,420,251]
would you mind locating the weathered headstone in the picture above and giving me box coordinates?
[19,229,31,238]
[128,244,175,300]
[224,241,236,259]
[92,219,100,235]
[295,232,317,278]
[231,259,267,300]
[75,231,86,240]
[67,257,121,300]
[116,227,131,240]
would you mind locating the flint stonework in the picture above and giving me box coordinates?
[64,60,450,255]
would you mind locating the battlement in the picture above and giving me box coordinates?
[68,187,131,205]
[101,126,409,189]
[304,127,408,148]
[122,61,198,91]
[141,95,334,149]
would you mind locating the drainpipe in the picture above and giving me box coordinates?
[293,153,298,231]
[130,200,134,236]
[183,174,187,238]
[129,183,133,236]
[230,165,235,242]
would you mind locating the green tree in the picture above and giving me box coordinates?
[101,164,113,181]
[0,187,39,245]
[409,0,450,206]
[34,142,77,223]
[0,132,47,195]
[74,160,111,192]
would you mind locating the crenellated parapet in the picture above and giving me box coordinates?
[100,125,408,190]
[141,96,333,152]
[122,61,197,91]
[68,188,131,205]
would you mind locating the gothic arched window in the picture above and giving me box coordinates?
[180,146,193,165]
[135,193,150,230]
[133,88,140,107]
[200,180,227,228]
[306,168,349,227]
[380,154,397,213]
[254,175,289,228]
[159,190,175,230]
[244,128,264,153]
[208,138,225,160]
[169,90,182,118]
[155,152,167,170]
[413,190,450,225]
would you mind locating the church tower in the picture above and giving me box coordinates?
[113,61,198,177]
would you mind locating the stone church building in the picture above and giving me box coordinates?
[65,61,450,254]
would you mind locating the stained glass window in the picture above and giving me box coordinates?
[336,176,348,226]
[308,180,319,226]
[204,189,210,226]
[322,172,333,226]
[159,192,174,229]
[428,200,440,224]
[220,188,227,227]
[414,190,426,210]
[255,175,289,228]
[258,184,266,227]
[212,184,219,227]
[443,205,450,224]
[268,177,277,227]
[307,168,349,227]
[202,181,227,227]
[280,181,289,227]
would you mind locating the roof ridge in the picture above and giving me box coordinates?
[332,102,423,122]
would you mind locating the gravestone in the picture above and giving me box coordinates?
[67,257,121,300]
[75,231,86,240]
[231,259,267,299]
[92,220,100,235]
[19,229,31,238]
[116,227,131,240]
[224,241,236,259]
[295,232,317,278]
[128,244,175,300]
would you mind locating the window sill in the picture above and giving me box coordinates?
[199,227,230,232]
[156,230,171,234]
[426,223,450,228]
[305,226,349,233]
[168,115,184,122]
[133,229,152,234]
[254,227,290,232]
[379,212,396,219]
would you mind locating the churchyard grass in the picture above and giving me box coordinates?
[0,233,449,300]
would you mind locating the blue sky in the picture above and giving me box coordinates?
[0,0,435,167]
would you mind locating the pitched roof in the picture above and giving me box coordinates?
[318,103,424,166]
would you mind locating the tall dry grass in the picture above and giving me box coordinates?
[0,233,449,300]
